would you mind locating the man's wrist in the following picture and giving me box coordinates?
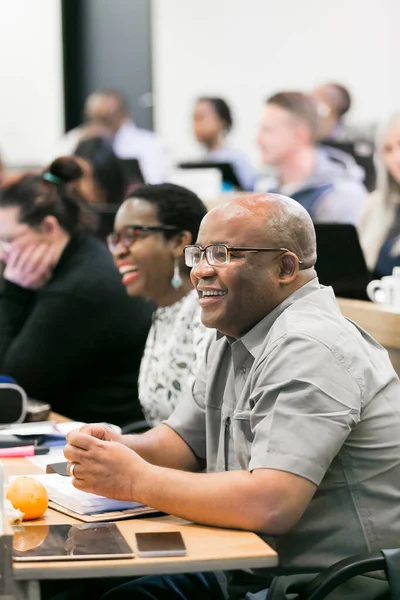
[130,459,158,506]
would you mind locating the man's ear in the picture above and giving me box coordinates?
[296,121,313,146]
[171,230,192,258]
[278,253,299,283]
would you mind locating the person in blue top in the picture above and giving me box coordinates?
[192,97,255,191]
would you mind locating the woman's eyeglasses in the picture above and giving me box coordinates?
[184,244,304,267]
[107,225,178,252]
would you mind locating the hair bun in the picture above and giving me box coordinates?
[47,156,84,184]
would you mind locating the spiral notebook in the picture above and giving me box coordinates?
[10,474,157,523]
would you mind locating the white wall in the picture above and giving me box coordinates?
[0,0,64,167]
[152,0,398,167]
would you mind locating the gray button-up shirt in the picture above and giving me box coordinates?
[166,279,400,579]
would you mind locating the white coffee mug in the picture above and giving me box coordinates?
[367,267,400,307]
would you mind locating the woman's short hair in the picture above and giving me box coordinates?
[0,156,96,235]
[197,97,233,132]
[325,83,352,117]
[126,183,207,245]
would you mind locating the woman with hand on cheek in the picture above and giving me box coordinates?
[0,157,152,426]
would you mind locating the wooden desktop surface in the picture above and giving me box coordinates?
[4,458,277,582]
[49,412,72,424]
[338,297,400,374]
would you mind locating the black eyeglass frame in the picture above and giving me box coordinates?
[184,244,304,266]
[107,225,179,249]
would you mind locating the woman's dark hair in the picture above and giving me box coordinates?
[328,83,352,117]
[74,136,126,204]
[0,156,96,235]
[126,183,207,246]
[198,97,233,132]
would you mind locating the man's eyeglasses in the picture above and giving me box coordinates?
[184,244,304,267]
[107,225,178,251]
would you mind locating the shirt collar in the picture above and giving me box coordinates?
[220,278,321,356]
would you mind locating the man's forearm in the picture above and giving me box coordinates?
[122,424,203,472]
[131,465,275,534]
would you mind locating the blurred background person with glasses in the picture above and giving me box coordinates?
[51,89,169,184]
[108,183,208,426]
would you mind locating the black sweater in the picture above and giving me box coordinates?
[0,234,153,426]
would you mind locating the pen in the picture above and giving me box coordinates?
[0,445,50,458]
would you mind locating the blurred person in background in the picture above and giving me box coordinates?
[108,183,208,426]
[359,115,400,277]
[312,82,352,142]
[312,82,375,143]
[0,157,153,426]
[52,89,168,184]
[257,91,367,224]
[192,97,255,190]
[74,136,126,205]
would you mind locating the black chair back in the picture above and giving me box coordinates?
[300,548,400,600]
[322,139,376,192]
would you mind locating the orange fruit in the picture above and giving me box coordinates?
[13,525,50,551]
[7,476,49,521]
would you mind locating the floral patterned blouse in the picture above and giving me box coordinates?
[138,289,207,426]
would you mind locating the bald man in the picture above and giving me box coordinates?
[51,89,168,184]
[65,194,400,600]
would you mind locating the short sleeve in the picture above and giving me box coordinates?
[248,333,361,485]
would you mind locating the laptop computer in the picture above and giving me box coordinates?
[178,161,244,190]
[314,223,372,300]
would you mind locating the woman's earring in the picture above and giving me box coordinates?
[171,258,183,289]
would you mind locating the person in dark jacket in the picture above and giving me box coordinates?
[0,157,152,426]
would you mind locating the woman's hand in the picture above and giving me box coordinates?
[4,231,57,290]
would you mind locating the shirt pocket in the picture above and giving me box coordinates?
[231,408,253,470]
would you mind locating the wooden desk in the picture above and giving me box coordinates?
[3,458,277,599]
[49,412,71,424]
[338,297,400,374]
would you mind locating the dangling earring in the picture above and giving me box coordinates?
[171,258,183,289]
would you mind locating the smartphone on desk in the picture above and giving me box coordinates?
[135,532,187,557]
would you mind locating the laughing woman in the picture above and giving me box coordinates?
[108,184,208,426]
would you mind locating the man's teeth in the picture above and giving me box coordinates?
[119,266,138,274]
[202,291,226,296]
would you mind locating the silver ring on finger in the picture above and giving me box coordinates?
[68,461,79,478]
